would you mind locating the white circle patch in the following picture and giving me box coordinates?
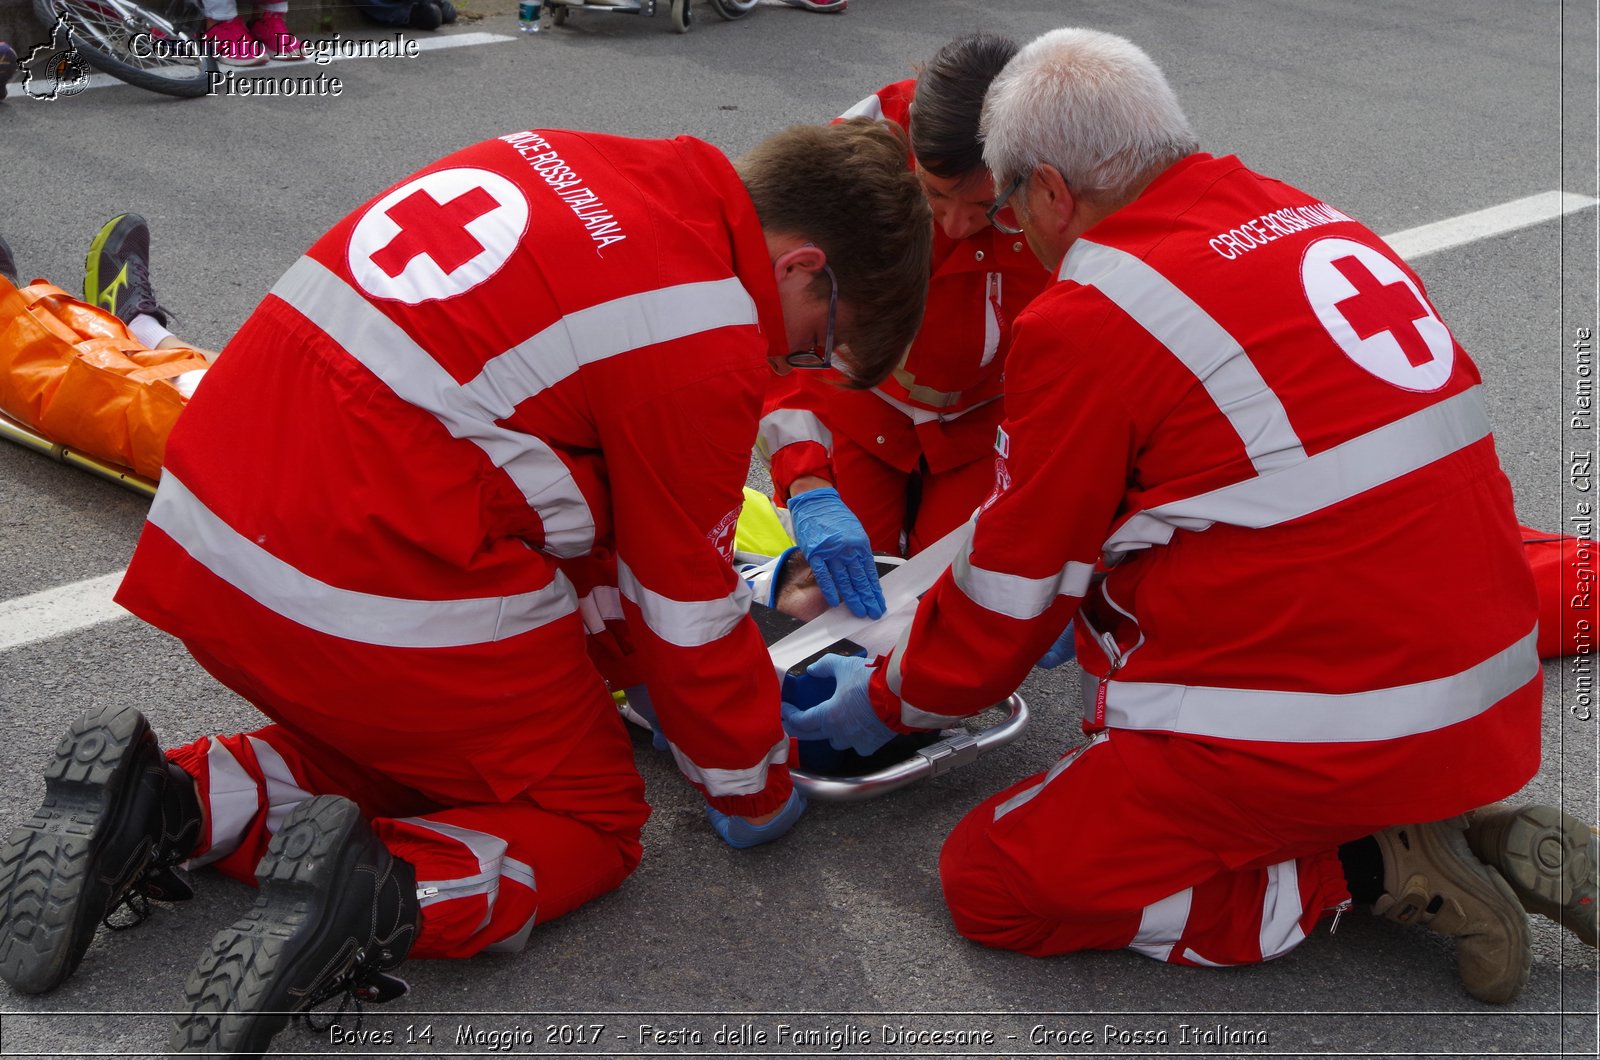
[347,168,528,305]
[1301,237,1454,392]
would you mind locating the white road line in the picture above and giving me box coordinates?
[0,572,128,652]
[29,30,514,96]
[0,187,1595,652]
[1385,191,1599,260]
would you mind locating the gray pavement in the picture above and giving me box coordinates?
[0,1,1597,1057]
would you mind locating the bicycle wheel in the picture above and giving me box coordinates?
[708,0,757,18]
[33,0,216,98]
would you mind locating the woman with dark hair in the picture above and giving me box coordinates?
[757,32,1049,618]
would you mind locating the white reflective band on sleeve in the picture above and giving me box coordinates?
[1060,240,1306,474]
[150,471,579,649]
[881,619,967,729]
[271,256,597,557]
[838,93,885,121]
[756,408,832,462]
[1260,859,1307,961]
[404,817,537,949]
[463,278,758,417]
[185,738,258,868]
[667,736,789,798]
[616,559,752,649]
[953,538,1093,621]
[1087,627,1538,744]
[1128,886,1194,963]
[248,737,314,836]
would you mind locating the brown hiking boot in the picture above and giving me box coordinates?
[1371,817,1531,1004]
[1467,803,1598,948]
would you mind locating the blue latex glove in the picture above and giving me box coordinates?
[786,487,886,619]
[780,653,895,756]
[1035,621,1077,669]
[705,787,807,849]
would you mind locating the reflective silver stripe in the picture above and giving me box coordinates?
[900,701,967,730]
[1088,627,1538,744]
[1181,948,1229,967]
[272,256,597,557]
[1060,240,1306,474]
[150,471,578,649]
[953,538,1094,621]
[617,558,752,649]
[880,616,914,698]
[870,386,999,426]
[668,736,789,798]
[992,732,1108,821]
[756,408,832,462]
[484,914,538,954]
[407,818,537,894]
[838,92,885,121]
[883,619,972,730]
[1107,390,1491,557]
[462,278,758,416]
[1129,886,1193,962]
[1260,860,1307,960]
[186,739,258,868]
[981,273,1001,367]
[405,818,537,947]
[879,625,959,730]
[249,737,314,836]
[1105,386,1492,554]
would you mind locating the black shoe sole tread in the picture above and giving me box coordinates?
[0,704,157,994]
[170,796,371,1056]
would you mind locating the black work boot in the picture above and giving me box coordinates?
[0,704,202,994]
[170,795,420,1057]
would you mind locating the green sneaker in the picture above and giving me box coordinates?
[1468,803,1598,948]
[84,213,168,326]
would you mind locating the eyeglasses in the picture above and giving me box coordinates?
[784,263,838,370]
[986,172,1029,236]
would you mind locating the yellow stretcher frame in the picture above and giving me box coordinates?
[0,407,158,498]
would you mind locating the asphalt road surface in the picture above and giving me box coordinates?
[0,1,1596,1057]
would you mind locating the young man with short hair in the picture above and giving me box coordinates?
[0,119,930,1057]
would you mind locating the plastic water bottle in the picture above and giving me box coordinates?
[519,1,540,32]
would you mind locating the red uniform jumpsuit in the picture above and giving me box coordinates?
[868,154,1541,964]
[116,130,794,959]
[756,81,1048,556]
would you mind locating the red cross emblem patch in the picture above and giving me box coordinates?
[1301,237,1454,392]
[347,167,529,305]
